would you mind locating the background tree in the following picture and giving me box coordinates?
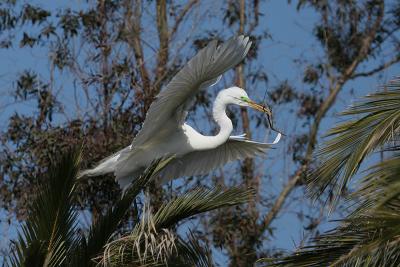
[0,0,399,265]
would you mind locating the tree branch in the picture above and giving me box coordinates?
[350,55,400,80]
[259,74,345,231]
[155,0,169,94]
[125,0,151,105]
[169,0,199,39]
[259,1,386,233]
[236,0,254,182]
[261,166,306,229]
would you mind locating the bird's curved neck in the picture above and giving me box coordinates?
[184,91,233,151]
[212,94,233,143]
[197,93,233,150]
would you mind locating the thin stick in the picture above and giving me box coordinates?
[261,86,286,136]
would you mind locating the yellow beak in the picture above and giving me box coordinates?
[248,100,272,116]
[248,100,286,136]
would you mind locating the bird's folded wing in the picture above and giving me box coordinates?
[132,36,252,147]
[159,134,280,183]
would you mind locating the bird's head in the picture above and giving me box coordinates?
[221,86,284,135]
[224,86,272,117]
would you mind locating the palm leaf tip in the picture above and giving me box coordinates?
[8,148,82,267]
[307,82,400,202]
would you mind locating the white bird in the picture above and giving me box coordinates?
[79,36,281,191]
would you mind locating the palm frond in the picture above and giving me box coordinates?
[308,78,400,201]
[99,186,255,266]
[153,186,255,229]
[262,208,400,267]
[169,231,212,267]
[350,153,400,215]
[7,148,81,267]
[262,78,400,267]
[262,154,400,267]
[99,204,178,267]
[70,157,174,266]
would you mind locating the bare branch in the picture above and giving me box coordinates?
[169,0,199,39]
[248,0,260,33]
[260,1,386,233]
[125,0,151,94]
[155,0,169,94]
[350,55,400,80]
[340,1,385,80]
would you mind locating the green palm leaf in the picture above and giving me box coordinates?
[262,78,400,266]
[169,231,212,267]
[262,154,400,266]
[153,186,255,229]
[5,146,254,266]
[100,186,255,266]
[308,78,400,201]
[262,208,400,267]
[70,157,174,267]
[351,154,400,215]
[8,148,81,267]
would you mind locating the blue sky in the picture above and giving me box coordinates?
[0,0,399,264]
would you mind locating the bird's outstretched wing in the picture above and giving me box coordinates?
[159,133,281,183]
[132,36,252,147]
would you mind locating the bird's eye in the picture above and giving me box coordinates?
[240,96,249,102]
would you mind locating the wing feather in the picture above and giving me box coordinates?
[132,36,252,147]
[159,136,278,183]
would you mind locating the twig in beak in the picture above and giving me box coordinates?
[263,105,286,136]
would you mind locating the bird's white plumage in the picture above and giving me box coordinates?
[79,36,281,190]
[131,36,252,148]
[159,134,281,183]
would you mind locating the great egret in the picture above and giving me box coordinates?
[79,36,281,190]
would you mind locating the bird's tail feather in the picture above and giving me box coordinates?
[77,150,123,179]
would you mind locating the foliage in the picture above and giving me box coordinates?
[263,78,400,266]
[6,148,254,266]
[8,149,81,267]
[100,187,254,266]
[296,0,400,72]
[309,78,400,202]
[7,150,166,266]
